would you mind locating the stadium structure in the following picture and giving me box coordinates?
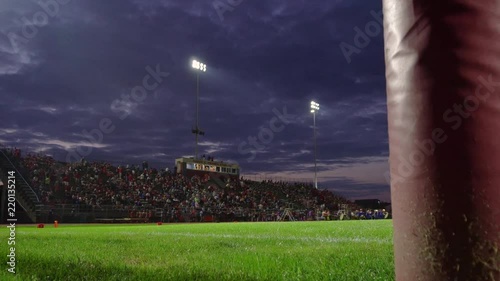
[0,145,391,224]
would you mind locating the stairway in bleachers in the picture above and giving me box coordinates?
[0,150,42,223]
[209,174,226,189]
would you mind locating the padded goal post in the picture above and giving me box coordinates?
[383,0,500,280]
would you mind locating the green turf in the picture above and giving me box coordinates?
[1,220,394,281]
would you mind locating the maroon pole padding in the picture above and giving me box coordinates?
[383,1,500,280]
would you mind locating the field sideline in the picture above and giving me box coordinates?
[2,220,394,281]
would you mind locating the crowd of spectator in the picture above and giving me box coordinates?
[350,209,389,220]
[2,147,361,222]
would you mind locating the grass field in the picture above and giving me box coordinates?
[2,220,394,281]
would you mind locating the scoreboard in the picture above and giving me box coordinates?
[175,157,240,177]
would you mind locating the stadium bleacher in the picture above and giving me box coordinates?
[1,147,388,223]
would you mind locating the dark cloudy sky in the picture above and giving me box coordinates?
[0,0,389,201]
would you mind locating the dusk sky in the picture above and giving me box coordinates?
[0,0,389,201]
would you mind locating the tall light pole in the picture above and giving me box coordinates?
[310,101,320,189]
[191,59,207,159]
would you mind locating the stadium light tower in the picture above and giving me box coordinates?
[310,101,320,189]
[191,59,207,159]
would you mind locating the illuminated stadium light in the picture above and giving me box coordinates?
[310,101,320,189]
[310,101,320,112]
[192,59,207,72]
[191,59,207,159]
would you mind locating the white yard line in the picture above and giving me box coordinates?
[17,230,392,244]
[145,232,392,244]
